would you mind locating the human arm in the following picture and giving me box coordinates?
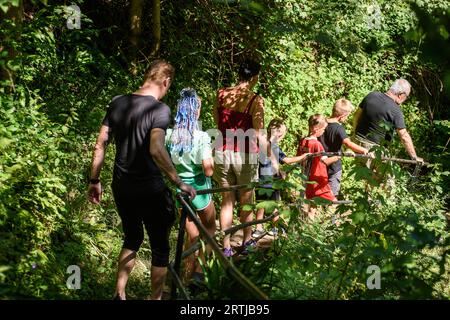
[396,128,423,162]
[282,153,311,165]
[88,125,110,204]
[321,156,340,166]
[202,158,214,177]
[252,96,280,173]
[342,138,368,154]
[200,133,214,177]
[150,128,196,198]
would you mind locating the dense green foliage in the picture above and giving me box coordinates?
[0,0,449,299]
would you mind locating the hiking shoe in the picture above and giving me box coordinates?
[252,229,265,238]
[223,247,233,257]
[268,227,287,237]
[241,239,257,255]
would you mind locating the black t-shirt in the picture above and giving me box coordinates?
[355,91,406,144]
[319,122,347,175]
[102,94,170,192]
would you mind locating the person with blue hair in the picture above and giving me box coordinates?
[165,88,216,283]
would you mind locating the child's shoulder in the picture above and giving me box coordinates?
[328,122,347,134]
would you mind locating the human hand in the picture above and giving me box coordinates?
[271,160,280,176]
[413,156,424,163]
[88,182,102,204]
[344,150,355,157]
[179,182,197,199]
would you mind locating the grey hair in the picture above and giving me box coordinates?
[389,79,411,95]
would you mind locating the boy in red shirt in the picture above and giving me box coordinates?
[297,114,336,219]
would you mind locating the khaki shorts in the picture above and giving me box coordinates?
[213,150,259,188]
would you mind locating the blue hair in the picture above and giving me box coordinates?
[169,88,200,156]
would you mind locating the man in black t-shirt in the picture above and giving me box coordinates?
[88,60,195,300]
[354,79,423,162]
[319,99,368,197]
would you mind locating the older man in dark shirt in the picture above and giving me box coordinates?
[354,79,423,163]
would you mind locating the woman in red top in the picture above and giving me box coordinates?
[213,60,278,256]
[297,114,336,219]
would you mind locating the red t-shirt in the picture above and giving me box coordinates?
[297,137,335,201]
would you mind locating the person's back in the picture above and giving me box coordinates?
[105,94,169,191]
[216,86,259,153]
[353,79,423,164]
[297,137,334,201]
[166,128,211,178]
[355,91,405,144]
[88,59,196,300]
[319,98,368,197]
[297,115,335,202]
[165,88,216,282]
[213,59,272,257]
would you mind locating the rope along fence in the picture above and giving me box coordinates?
[168,152,428,300]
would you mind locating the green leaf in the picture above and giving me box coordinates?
[0,138,13,149]
[350,211,365,224]
[256,200,278,213]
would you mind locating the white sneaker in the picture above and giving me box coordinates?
[252,229,265,238]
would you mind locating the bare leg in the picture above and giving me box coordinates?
[239,188,254,244]
[184,219,200,281]
[114,248,136,300]
[255,208,265,232]
[150,266,168,300]
[194,201,217,274]
[308,205,317,221]
[220,191,235,250]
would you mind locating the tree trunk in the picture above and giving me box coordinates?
[129,0,144,75]
[150,0,161,58]
[0,0,24,89]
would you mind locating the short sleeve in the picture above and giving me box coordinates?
[358,97,366,109]
[272,144,287,163]
[392,107,406,129]
[102,95,123,127]
[199,132,213,160]
[314,140,324,153]
[152,104,171,131]
[337,125,348,142]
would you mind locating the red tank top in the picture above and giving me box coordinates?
[217,89,259,153]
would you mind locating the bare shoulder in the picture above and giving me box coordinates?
[250,93,264,113]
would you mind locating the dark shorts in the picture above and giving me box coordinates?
[328,170,342,197]
[112,183,175,267]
